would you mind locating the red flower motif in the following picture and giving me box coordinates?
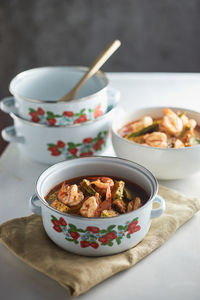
[90,242,99,249]
[94,105,103,118]
[48,118,57,126]
[53,225,62,232]
[73,115,88,124]
[69,148,78,155]
[48,146,61,156]
[80,241,99,249]
[57,140,65,148]
[80,241,90,248]
[63,111,74,117]
[127,220,141,235]
[105,232,117,240]
[29,111,40,123]
[70,232,80,240]
[93,140,103,151]
[59,217,67,226]
[98,236,110,244]
[37,107,45,115]
[86,226,100,233]
[51,219,60,226]
[79,151,93,157]
[83,137,93,144]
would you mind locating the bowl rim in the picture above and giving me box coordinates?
[9,95,117,128]
[112,106,200,151]
[35,156,158,221]
[9,66,109,103]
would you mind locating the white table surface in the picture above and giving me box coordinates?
[0,73,200,300]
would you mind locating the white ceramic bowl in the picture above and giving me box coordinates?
[2,97,117,165]
[112,106,200,180]
[29,156,165,256]
[0,66,120,125]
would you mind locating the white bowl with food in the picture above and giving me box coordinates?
[0,66,120,125]
[112,106,200,180]
[29,156,165,256]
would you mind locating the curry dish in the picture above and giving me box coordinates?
[45,176,148,218]
[119,108,200,148]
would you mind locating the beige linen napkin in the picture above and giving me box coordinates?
[0,185,199,297]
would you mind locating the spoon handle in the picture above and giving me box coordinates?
[59,40,121,102]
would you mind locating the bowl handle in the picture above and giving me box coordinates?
[151,195,166,219]
[107,87,120,105]
[2,126,25,143]
[29,194,42,216]
[0,97,18,114]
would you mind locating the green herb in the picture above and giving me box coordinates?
[127,122,159,138]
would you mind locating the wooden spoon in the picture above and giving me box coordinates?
[59,39,121,102]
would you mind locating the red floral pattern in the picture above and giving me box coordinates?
[28,104,104,126]
[47,131,108,158]
[51,216,141,249]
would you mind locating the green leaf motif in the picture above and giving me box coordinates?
[118,225,124,230]
[107,225,116,232]
[29,108,36,112]
[108,241,113,247]
[77,228,87,233]
[99,229,107,234]
[51,215,58,221]
[116,237,122,245]
[47,143,56,147]
[67,142,76,148]
[68,224,77,231]
[126,234,131,239]
[80,108,86,114]
[65,238,75,242]
[132,217,138,222]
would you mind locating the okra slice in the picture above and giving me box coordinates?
[48,190,59,202]
[51,199,70,213]
[80,179,96,195]
[127,122,159,138]
[123,187,132,201]
[112,181,125,201]
[101,209,119,217]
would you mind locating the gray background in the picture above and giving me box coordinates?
[1,0,200,152]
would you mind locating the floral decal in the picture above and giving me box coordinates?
[47,131,108,158]
[51,216,141,249]
[29,105,103,126]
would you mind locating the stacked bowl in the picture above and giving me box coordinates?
[1,66,120,164]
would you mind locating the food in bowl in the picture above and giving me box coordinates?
[29,157,165,256]
[45,176,149,217]
[111,106,200,179]
[119,108,200,148]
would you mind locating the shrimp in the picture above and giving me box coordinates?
[160,108,183,135]
[80,193,100,217]
[180,114,197,130]
[187,119,197,129]
[144,132,168,148]
[58,183,84,206]
[89,177,114,187]
[130,116,153,132]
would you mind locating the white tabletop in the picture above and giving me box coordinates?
[0,73,200,300]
